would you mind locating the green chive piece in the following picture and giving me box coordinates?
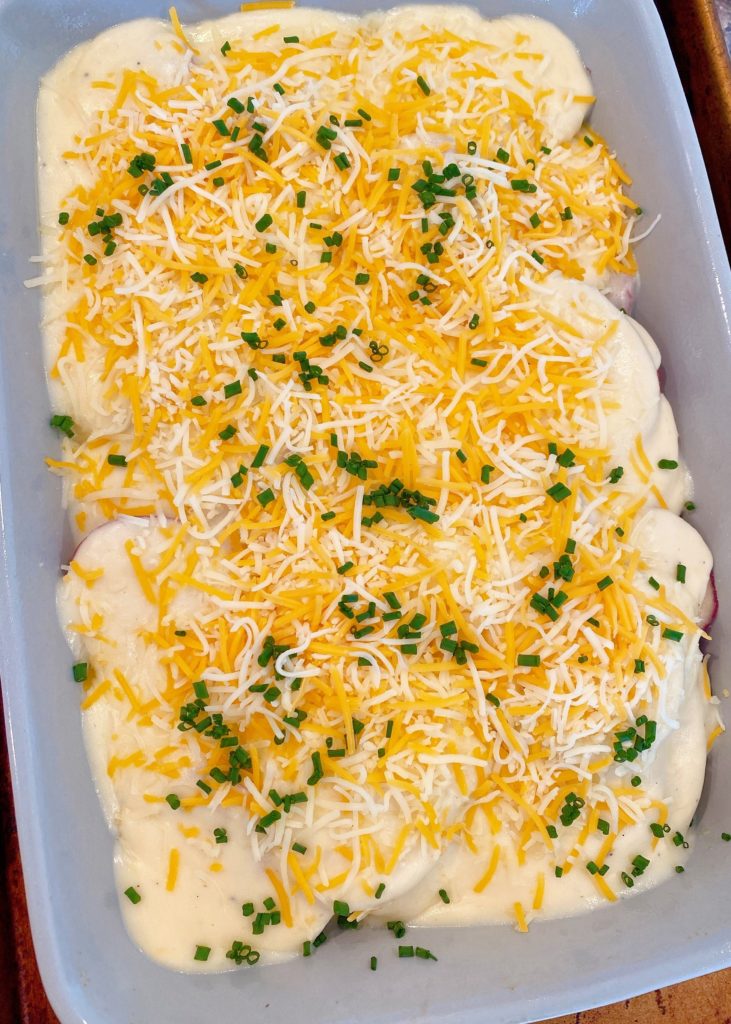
[165,794,181,810]
[72,662,88,683]
[194,945,211,962]
[257,488,275,507]
[252,444,270,468]
[517,653,540,667]
[658,459,678,470]
[546,482,571,503]
[438,889,450,904]
[416,75,430,95]
[677,564,687,583]
[370,955,378,971]
[107,453,127,468]
[124,886,141,904]
[597,576,613,591]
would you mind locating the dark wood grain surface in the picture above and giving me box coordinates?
[1,1,730,1022]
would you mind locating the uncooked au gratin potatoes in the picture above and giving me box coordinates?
[36,3,720,972]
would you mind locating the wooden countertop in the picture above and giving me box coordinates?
[1,1,730,1021]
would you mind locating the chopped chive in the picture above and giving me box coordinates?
[438,889,450,903]
[560,207,573,221]
[257,488,275,507]
[355,272,370,285]
[662,627,684,642]
[190,272,208,284]
[597,576,613,591]
[375,882,386,899]
[221,40,231,55]
[252,443,270,468]
[370,955,378,971]
[212,119,230,136]
[631,775,642,787]
[648,576,660,591]
[529,212,541,228]
[224,380,242,399]
[658,459,678,470]
[677,563,687,583]
[496,148,510,163]
[124,886,141,904]
[194,945,211,962]
[283,34,299,43]
[255,214,273,232]
[634,659,645,674]
[388,168,400,181]
[416,75,430,95]
[398,945,415,958]
[72,662,88,683]
[107,453,128,467]
[517,653,540,667]
[546,482,571,503]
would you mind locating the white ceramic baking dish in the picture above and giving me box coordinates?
[1,1,731,1021]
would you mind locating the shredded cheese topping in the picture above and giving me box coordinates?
[44,6,714,954]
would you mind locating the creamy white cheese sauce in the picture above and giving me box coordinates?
[57,278,716,969]
[42,7,719,972]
